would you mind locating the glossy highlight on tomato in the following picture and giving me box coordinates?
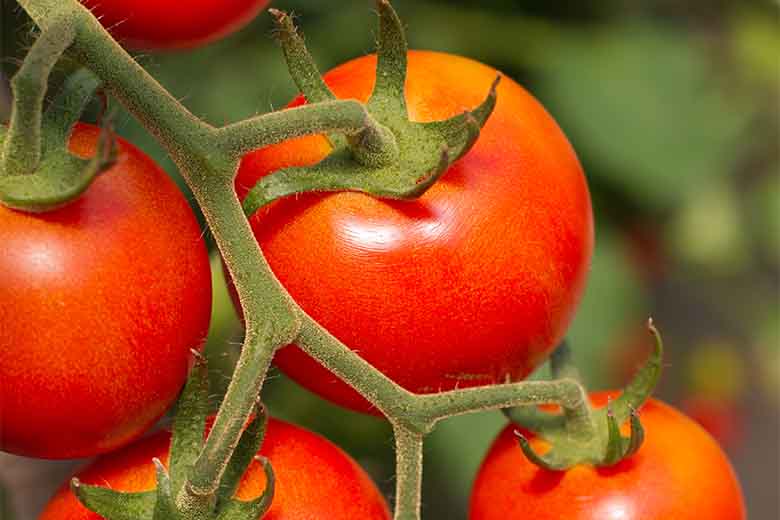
[236,51,594,413]
[469,392,746,520]
[0,124,212,459]
[40,417,391,520]
[79,0,270,50]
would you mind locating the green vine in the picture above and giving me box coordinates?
[3,1,664,519]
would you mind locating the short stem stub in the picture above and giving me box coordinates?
[348,121,400,168]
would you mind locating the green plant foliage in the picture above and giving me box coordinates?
[535,23,754,211]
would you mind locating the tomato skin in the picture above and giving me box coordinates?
[469,392,746,520]
[40,417,391,520]
[235,51,593,413]
[79,0,270,50]
[0,124,212,459]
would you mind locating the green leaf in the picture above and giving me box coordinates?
[536,23,754,211]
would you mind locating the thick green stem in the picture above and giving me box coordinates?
[393,427,424,520]
[296,307,594,436]
[296,315,426,432]
[176,174,299,503]
[419,378,592,429]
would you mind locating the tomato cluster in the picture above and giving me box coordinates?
[0,2,748,519]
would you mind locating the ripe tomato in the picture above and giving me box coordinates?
[0,123,212,459]
[469,392,746,519]
[235,51,593,413]
[79,0,270,50]
[40,417,391,520]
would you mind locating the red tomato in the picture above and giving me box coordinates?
[40,417,391,520]
[0,124,212,459]
[469,392,746,520]
[235,51,593,413]
[79,0,270,50]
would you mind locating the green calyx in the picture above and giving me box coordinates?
[72,353,276,520]
[505,320,664,471]
[242,2,500,217]
[0,13,117,213]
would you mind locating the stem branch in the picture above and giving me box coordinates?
[418,378,592,428]
[296,315,426,432]
[392,426,424,520]
[219,99,389,158]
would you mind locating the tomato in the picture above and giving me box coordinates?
[0,123,212,459]
[469,392,746,520]
[79,0,270,50]
[40,417,391,520]
[235,51,593,413]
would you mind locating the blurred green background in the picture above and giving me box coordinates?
[1,0,778,518]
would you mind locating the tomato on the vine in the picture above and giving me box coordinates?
[40,417,391,520]
[235,51,593,413]
[0,123,212,459]
[469,392,746,519]
[79,0,270,50]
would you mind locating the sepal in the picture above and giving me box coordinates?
[216,457,276,520]
[508,321,664,470]
[71,479,156,520]
[169,350,210,495]
[244,0,498,215]
[0,69,116,213]
[369,0,409,116]
[218,403,269,503]
[152,459,180,520]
